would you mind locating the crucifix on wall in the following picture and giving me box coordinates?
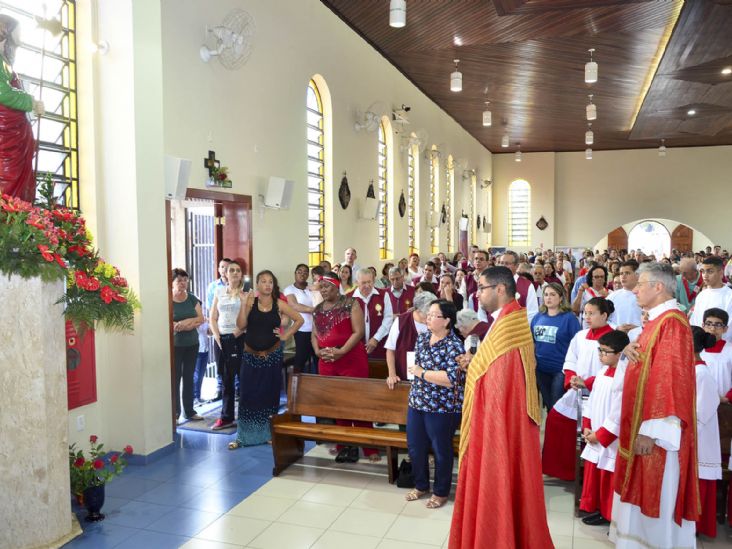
[204,150,220,177]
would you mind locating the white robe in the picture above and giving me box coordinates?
[580,365,619,471]
[610,299,696,549]
[689,286,732,343]
[700,340,732,397]
[696,363,722,481]
[553,329,606,420]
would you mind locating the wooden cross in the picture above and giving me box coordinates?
[204,150,220,176]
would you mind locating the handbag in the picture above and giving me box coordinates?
[396,458,415,488]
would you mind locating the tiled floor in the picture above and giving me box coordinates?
[64,431,732,548]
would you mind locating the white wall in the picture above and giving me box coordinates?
[593,217,714,254]
[493,146,732,252]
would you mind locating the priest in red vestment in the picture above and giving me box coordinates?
[450,266,553,549]
[611,262,699,548]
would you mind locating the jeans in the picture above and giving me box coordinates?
[193,351,209,400]
[293,331,317,374]
[536,369,565,411]
[174,344,199,418]
[219,333,244,422]
[406,407,460,497]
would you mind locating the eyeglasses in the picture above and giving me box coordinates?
[703,321,727,328]
[597,349,619,356]
[426,313,445,319]
[477,284,497,292]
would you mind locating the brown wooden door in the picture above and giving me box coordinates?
[671,224,693,253]
[607,227,628,251]
[221,200,253,286]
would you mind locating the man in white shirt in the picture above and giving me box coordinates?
[284,264,317,374]
[351,268,394,358]
[690,256,732,343]
[343,247,361,275]
[609,259,643,331]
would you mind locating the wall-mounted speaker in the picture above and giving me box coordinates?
[265,177,295,209]
[459,217,470,231]
[483,222,492,233]
[358,197,382,220]
[164,155,191,200]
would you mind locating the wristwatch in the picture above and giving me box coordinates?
[421,369,427,381]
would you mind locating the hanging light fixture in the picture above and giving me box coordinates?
[501,133,509,148]
[585,123,594,146]
[389,0,406,28]
[515,145,522,162]
[586,94,597,121]
[585,148,593,160]
[658,139,667,157]
[482,101,492,127]
[450,59,462,92]
[585,48,598,84]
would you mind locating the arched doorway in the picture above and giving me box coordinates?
[628,221,671,258]
[607,226,628,251]
[671,224,693,253]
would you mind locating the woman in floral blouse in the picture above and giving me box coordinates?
[405,299,464,509]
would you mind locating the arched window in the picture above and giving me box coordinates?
[508,179,531,246]
[407,141,419,255]
[628,221,671,258]
[430,147,440,254]
[7,0,79,207]
[446,155,454,252]
[377,119,389,259]
[306,79,326,265]
[470,172,477,245]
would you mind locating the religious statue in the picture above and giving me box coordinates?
[0,15,44,203]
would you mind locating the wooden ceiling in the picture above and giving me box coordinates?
[321,0,732,152]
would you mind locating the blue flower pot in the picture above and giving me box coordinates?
[82,484,105,522]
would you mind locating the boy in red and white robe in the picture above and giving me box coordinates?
[579,330,630,526]
[700,308,732,398]
[542,298,614,481]
[691,326,723,538]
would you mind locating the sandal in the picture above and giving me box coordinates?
[426,495,448,509]
[367,454,382,463]
[405,488,428,502]
[227,441,240,451]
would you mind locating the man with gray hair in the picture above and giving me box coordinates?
[384,292,436,389]
[455,308,490,341]
[675,257,702,314]
[611,262,698,547]
[386,265,415,315]
[351,267,393,358]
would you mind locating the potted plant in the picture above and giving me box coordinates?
[69,435,133,521]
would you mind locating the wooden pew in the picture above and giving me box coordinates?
[270,373,459,483]
[368,358,388,379]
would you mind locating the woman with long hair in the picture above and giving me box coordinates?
[339,263,354,294]
[229,270,303,448]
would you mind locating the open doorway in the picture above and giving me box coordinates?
[628,221,671,258]
[166,189,253,434]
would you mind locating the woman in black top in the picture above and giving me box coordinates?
[229,270,303,449]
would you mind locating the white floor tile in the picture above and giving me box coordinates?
[278,465,330,483]
[349,488,408,515]
[546,511,575,538]
[320,469,374,489]
[247,522,323,549]
[551,534,573,548]
[399,496,455,522]
[277,500,346,529]
[302,483,363,506]
[196,515,270,546]
[329,507,398,538]
[254,477,316,500]
[311,530,381,549]
[181,539,245,549]
[384,515,451,546]
[377,539,442,548]
[227,494,295,521]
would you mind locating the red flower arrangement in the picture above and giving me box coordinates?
[69,435,133,496]
[0,181,140,332]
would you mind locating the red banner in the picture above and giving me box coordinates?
[66,321,97,410]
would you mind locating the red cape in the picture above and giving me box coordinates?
[450,302,553,549]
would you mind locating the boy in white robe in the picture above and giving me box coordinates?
[691,326,722,538]
[579,329,630,525]
[699,308,732,398]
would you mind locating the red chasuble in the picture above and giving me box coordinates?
[450,300,553,549]
[386,285,415,315]
[353,289,388,359]
[614,309,700,525]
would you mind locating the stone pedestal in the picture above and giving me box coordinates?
[0,275,73,549]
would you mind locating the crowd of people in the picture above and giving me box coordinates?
[170,243,732,548]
